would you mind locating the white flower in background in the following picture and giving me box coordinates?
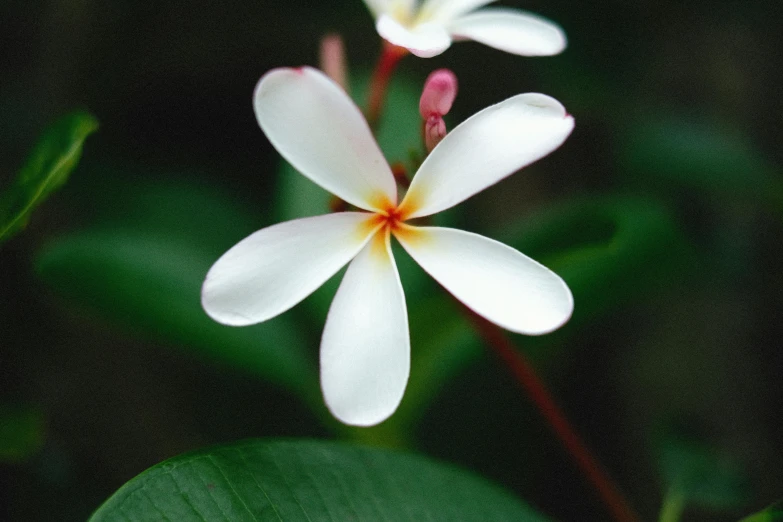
[201,67,574,426]
[363,0,567,58]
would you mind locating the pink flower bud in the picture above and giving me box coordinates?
[424,115,447,152]
[419,69,458,119]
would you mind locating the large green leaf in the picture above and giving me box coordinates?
[35,173,317,399]
[741,501,783,522]
[0,111,98,245]
[89,439,550,522]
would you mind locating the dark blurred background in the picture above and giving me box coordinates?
[1,1,782,521]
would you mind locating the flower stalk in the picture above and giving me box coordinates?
[460,304,641,522]
[319,33,349,91]
[365,42,408,129]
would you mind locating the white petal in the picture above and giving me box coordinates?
[395,226,573,335]
[447,8,567,56]
[400,93,573,219]
[376,14,452,58]
[254,67,396,212]
[362,0,393,18]
[321,229,409,426]
[365,0,417,19]
[202,212,380,326]
[419,0,497,23]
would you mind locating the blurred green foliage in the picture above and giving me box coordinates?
[504,195,695,327]
[0,112,97,245]
[35,172,317,399]
[0,403,45,463]
[657,421,751,517]
[741,501,783,522]
[618,113,783,213]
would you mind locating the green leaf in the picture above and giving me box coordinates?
[503,195,695,327]
[0,111,98,245]
[657,422,751,512]
[89,439,550,522]
[740,501,783,522]
[35,173,317,399]
[617,114,783,210]
[0,403,45,463]
[403,296,481,424]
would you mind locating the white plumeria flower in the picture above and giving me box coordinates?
[363,0,567,58]
[202,66,574,427]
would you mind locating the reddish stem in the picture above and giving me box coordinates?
[365,42,408,129]
[461,306,641,522]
